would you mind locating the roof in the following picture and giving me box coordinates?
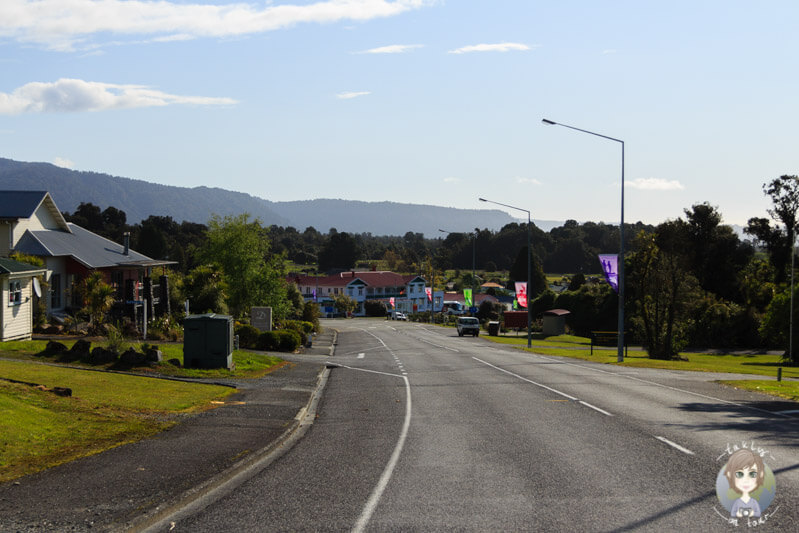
[15,223,171,269]
[0,191,70,231]
[481,282,504,289]
[0,191,49,219]
[543,308,571,316]
[0,257,46,275]
[291,271,426,289]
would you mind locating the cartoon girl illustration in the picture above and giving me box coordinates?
[724,448,765,518]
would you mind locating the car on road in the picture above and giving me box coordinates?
[456,316,480,337]
[391,312,408,321]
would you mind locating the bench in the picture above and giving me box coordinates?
[590,331,628,356]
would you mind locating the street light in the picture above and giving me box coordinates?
[439,229,476,313]
[542,118,625,362]
[478,198,532,348]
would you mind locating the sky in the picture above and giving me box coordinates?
[1,0,797,228]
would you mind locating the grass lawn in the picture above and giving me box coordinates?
[0,339,285,379]
[482,332,799,400]
[0,338,288,482]
[0,360,235,482]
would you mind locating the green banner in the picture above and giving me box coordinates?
[464,288,473,307]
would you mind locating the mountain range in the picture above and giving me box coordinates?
[0,158,566,236]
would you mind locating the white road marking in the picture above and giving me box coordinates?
[531,354,792,418]
[357,353,365,359]
[655,436,695,455]
[578,401,614,417]
[473,357,614,416]
[473,357,578,401]
[347,328,412,533]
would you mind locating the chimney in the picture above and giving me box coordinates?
[351,271,355,278]
[123,232,130,255]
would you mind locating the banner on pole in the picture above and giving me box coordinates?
[598,254,619,293]
[464,288,473,307]
[389,297,395,309]
[425,287,432,302]
[514,282,528,308]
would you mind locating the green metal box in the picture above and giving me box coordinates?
[183,314,234,369]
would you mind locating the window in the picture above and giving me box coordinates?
[50,274,61,309]
[8,280,22,306]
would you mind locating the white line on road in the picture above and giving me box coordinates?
[578,400,614,417]
[473,357,578,401]
[655,436,695,455]
[357,353,365,359]
[473,357,614,416]
[531,354,792,418]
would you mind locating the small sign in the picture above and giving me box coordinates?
[251,306,272,331]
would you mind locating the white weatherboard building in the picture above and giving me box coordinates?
[291,271,443,317]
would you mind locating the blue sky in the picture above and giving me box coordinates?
[1,1,797,228]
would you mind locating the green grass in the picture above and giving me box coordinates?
[0,339,285,379]
[717,380,799,402]
[0,360,234,482]
[482,332,799,379]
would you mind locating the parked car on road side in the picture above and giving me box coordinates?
[456,317,480,337]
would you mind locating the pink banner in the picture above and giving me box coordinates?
[425,287,432,301]
[514,282,528,308]
[389,297,395,309]
[598,254,619,292]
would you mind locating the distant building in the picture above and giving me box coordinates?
[291,271,443,317]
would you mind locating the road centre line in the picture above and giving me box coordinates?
[578,401,614,417]
[530,353,791,419]
[655,436,695,455]
[348,329,412,533]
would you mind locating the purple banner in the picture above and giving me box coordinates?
[598,254,619,293]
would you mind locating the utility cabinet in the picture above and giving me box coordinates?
[183,314,234,369]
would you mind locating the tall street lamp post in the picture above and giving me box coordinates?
[542,118,625,362]
[478,198,532,348]
[439,229,476,313]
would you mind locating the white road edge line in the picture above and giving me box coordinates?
[532,354,791,419]
[578,401,613,417]
[352,379,411,531]
[655,436,695,455]
[473,357,578,401]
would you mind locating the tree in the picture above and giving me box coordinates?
[318,232,360,272]
[509,246,548,298]
[182,264,229,315]
[81,272,116,330]
[196,213,289,318]
[746,175,799,283]
[628,231,701,359]
[333,294,358,315]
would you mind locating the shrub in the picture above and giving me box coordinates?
[364,300,388,317]
[235,323,261,349]
[255,330,302,352]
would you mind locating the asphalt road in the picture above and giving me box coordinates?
[171,319,799,532]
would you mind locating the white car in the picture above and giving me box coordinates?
[394,312,408,321]
[456,317,480,337]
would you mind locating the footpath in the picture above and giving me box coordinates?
[0,330,337,533]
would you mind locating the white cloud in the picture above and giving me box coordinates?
[0,0,431,51]
[627,177,685,191]
[443,176,460,183]
[601,49,617,55]
[0,78,238,114]
[357,44,423,54]
[53,157,75,169]
[516,177,542,185]
[336,91,370,99]
[448,42,533,54]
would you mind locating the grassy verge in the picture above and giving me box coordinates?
[0,339,285,379]
[481,332,799,400]
[0,360,234,482]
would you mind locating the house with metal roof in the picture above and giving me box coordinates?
[291,270,443,316]
[0,191,173,321]
[0,257,46,341]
